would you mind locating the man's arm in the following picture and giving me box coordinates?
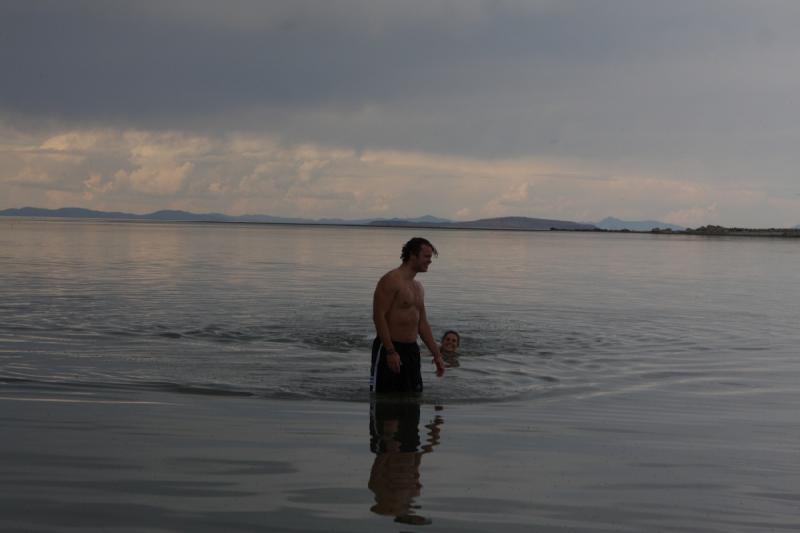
[372,274,402,374]
[417,285,445,377]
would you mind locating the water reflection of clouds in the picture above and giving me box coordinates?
[368,398,443,526]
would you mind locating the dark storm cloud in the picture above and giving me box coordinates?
[3,1,800,162]
[3,2,468,116]
[2,1,374,117]
[0,1,695,119]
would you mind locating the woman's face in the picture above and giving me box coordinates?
[441,333,459,353]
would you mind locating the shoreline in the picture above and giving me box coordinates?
[3,215,800,237]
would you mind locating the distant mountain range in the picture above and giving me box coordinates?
[1,206,686,231]
[593,217,684,231]
[370,215,594,230]
[0,206,357,225]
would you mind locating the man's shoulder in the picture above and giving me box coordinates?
[377,268,402,287]
[377,268,420,291]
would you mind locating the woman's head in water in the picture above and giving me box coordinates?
[440,330,460,354]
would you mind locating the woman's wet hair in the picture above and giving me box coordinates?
[441,330,460,346]
[401,237,438,262]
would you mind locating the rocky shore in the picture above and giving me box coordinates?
[654,225,800,237]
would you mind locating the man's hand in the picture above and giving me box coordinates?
[433,354,445,377]
[386,350,402,373]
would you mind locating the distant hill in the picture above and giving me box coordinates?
[1,207,596,230]
[594,217,684,231]
[369,215,451,225]
[1,207,145,220]
[0,206,449,226]
[13,207,712,231]
[370,216,595,231]
[0,207,322,224]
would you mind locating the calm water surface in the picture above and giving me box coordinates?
[2,218,799,531]
[2,218,797,403]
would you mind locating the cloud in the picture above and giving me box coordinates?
[40,130,117,153]
[2,1,800,230]
[7,166,54,185]
[114,162,193,196]
[82,172,114,200]
[481,182,532,217]
[4,123,800,226]
[44,189,89,209]
[3,1,800,165]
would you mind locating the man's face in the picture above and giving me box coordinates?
[411,245,434,272]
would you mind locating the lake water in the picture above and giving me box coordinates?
[2,218,799,531]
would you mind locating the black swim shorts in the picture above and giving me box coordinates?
[369,337,423,394]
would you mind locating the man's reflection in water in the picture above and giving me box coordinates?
[368,398,443,526]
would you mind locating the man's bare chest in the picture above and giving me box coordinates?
[393,284,420,309]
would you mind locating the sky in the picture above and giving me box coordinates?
[2,0,800,227]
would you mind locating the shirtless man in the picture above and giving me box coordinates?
[370,237,445,393]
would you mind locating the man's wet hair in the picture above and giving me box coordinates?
[401,237,438,262]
